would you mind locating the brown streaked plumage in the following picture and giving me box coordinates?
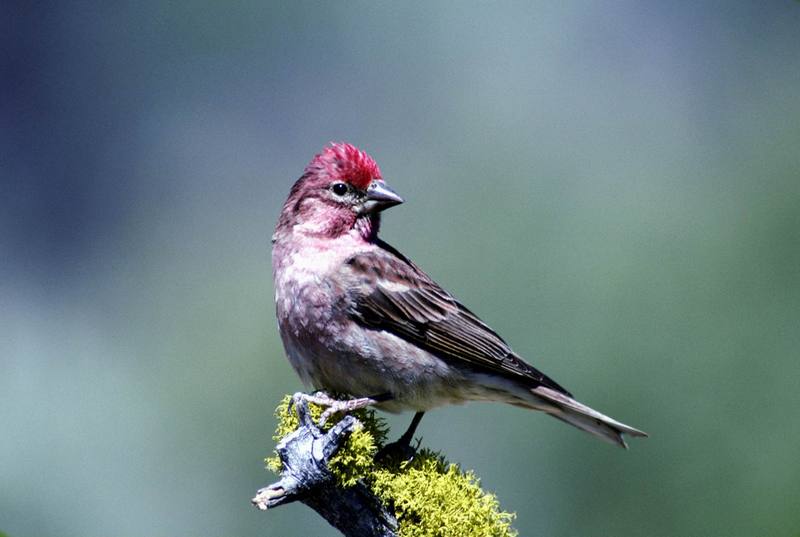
[346,240,571,395]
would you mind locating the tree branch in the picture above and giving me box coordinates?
[252,397,398,537]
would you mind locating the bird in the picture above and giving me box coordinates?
[271,142,647,449]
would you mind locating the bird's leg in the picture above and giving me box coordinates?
[317,396,377,425]
[290,390,337,410]
[291,391,393,426]
[376,411,425,462]
[397,411,425,446]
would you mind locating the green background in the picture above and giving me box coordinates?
[3,2,799,536]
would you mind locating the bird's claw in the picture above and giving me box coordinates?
[318,395,382,425]
[289,391,381,427]
[375,435,421,464]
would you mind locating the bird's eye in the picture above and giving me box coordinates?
[331,182,348,196]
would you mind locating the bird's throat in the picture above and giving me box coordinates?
[355,213,381,242]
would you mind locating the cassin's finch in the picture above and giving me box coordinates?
[272,142,646,448]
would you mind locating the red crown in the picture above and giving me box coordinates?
[306,142,382,190]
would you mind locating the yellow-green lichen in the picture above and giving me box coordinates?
[372,451,516,537]
[266,395,517,536]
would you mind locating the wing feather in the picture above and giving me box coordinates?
[344,242,571,396]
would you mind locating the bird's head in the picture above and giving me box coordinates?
[276,143,403,240]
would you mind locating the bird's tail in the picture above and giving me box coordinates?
[531,386,648,448]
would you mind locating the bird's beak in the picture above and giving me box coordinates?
[362,180,404,213]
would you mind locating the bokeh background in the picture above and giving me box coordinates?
[3,2,800,536]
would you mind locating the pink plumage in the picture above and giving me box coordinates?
[304,142,382,190]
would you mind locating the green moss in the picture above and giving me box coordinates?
[266,395,517,536]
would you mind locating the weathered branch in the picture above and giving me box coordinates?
[252,397,398,537]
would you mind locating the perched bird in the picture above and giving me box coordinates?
[272,142,647,448]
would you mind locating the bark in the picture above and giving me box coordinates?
[252,399,398,537]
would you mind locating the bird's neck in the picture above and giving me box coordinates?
[272,213,380,255]
[354,213,380,242]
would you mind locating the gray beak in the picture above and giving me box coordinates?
[362,180,404,213]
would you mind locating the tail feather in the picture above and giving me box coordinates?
[531,386,648,449]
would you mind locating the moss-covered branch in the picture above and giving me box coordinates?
[252,394,517,537]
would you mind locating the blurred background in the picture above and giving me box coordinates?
[2,2,799,536]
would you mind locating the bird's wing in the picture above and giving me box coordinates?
[342,241,572,396]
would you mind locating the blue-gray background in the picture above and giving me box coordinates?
[3,2,799,536]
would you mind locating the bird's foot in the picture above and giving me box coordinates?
[317,395,384,425]
[375,411,424,464]
[376,436,420,464]
[290,391,385,426]
[290,390,337,411]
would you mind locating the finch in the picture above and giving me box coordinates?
[272,142,647,448]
